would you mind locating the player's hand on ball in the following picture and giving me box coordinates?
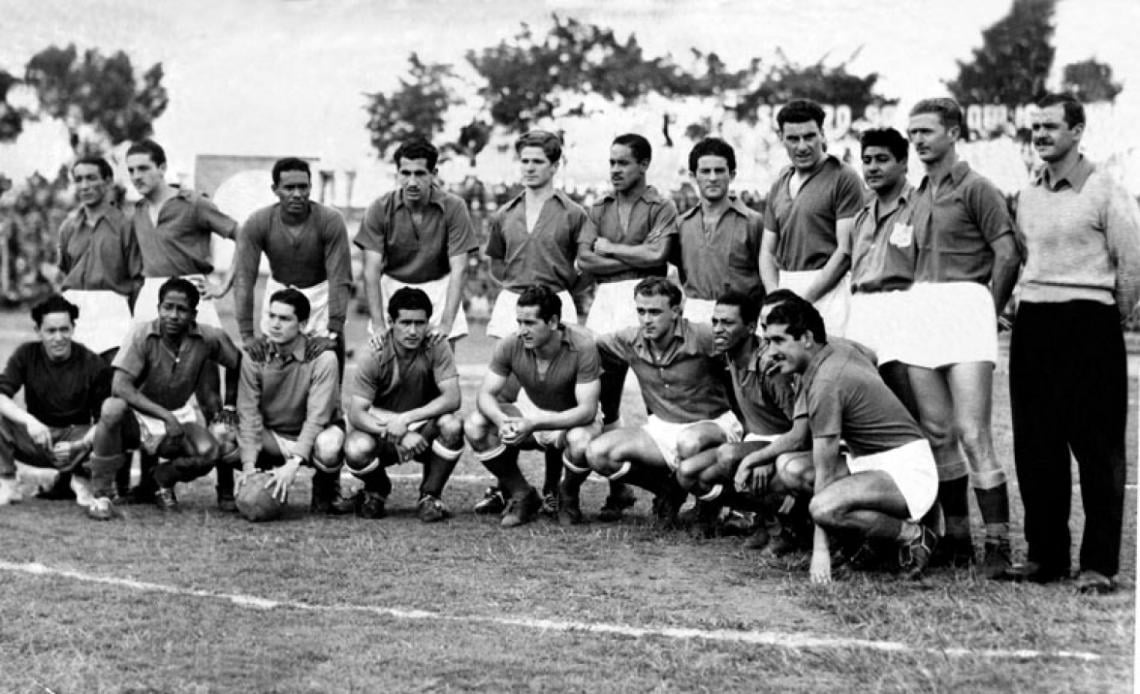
[266,458,301,503]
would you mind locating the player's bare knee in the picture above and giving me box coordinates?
[342,431,378,470]
[675,430,712,461]
[437,413,464,448]
[100,398,128,425]
[585,438,618,474]
[809,493,843,529]
[464,411,494,448]
[953,418,989,455]
[313,427,345,469]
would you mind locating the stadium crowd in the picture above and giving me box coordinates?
[0,95,1135,595]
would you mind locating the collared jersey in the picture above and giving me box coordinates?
[726,336,796,436]
[581,186,678,282]
[57,204,143,297]
[237,338,339,465]
[113,320,241,410]
[598,319,730,423]
[234,201,354,336]
[849,184,917,293]
[489,324,600,412]
[675,196,764,300]
[0,341,110,427]
[133,189,237,277]
[485,190,593,292]
[1017,156,1140,317]
[793,340,923,457]
[351,335,459,413]
[910,161,1016,284]
[764,155,865,272]
[353,186,478,283]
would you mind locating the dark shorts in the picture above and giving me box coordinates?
[0,420,92,474]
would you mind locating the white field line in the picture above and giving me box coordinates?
[0,560,1107,663]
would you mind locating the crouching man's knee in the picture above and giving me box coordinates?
[343,430,381,475]
[436,413,465,453]
[776,451,814,494]
[464,411,496,451]
[100,398,130,427]
[312,426,345,473]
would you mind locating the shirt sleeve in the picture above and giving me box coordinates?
[596,328,633,373]
[647,199,680,241]
[575,341,602,383]
[1103,178,1140,318]
[485,212,505,260]
[763,179,782,233]
[123,219,144,284]
[488,338,514,378]
[111,324,150,380]
[444,197,479,257]
[195,195,238,240]
[352,199,387,254]
[968,178,1016,245]
[834,166,867,220]
[57,218,74,274]
[233,213,266,337]
[579,205,601,246]
[322,211,354,334]
[350,351,383,404]
[293,352,339,462]
[236,357,264,469]
[431,341,460,383]
[806,378,844,439]
[0,346,27,399]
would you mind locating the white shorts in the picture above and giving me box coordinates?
[134,275,222,328]
[262,276,331,336]
[848,438,938,521]
[894,282,998,369]
[487,288,578,339]
[515,398,602,449]
[377,273,468,339]
[135,401,202,455]
[644,411,743,470]
[845,290,912,365]
[63,289,133,354]
[585,279,641,334]
[779,270,851,338]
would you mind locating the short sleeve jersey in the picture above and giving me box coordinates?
[581,186,678,282]
[0,341,110,427]
[849,184,917,293]
[351,336,459,413]
[674,197,764,300]
[793,340,923,457]
[57,205,143,297]
[133,189,237,277]
[909,161,1015,284]
[597,320,730,423]
[113,320,241,410]
[353,186,478,283]
[485,190,593,292]
[489,324,600,412]
[727,337,796,436]
[764,156,865,271]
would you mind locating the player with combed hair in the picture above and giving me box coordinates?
[464,285,603,528]
[342,287,465,522]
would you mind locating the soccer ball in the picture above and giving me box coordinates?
[235,472,283,522]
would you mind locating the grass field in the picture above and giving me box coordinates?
[0,292,1135,693]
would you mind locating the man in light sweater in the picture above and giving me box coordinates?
[1002,94,1140,593]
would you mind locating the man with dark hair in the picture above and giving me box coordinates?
[232,157,352,372]
[484,131,593,338]
[355,139,478,345]
[125,139,239,328]
[673,137,763,324]
[760,99,864,338]
[1001,94,1140,593]
[586,277,741,527]
[845,128,918,406]
[342,287,464,522]
[898,97,1023,576]
[675,290,803,539]
[233,287,347,518]
[58,156,143,358]
[762,298,938,584]
[94,278,242,513]
[579,133,678,333]
[465,284,602,528]
[0,295,124,514]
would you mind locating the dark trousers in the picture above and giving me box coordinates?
[1010,301,1127,576]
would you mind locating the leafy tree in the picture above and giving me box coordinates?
[0,70,24,142]
[363,53,459,160]
[23,44,168,154]
[736,48,888,124]
[946,0,1056,105]
[1061,58,1123,103]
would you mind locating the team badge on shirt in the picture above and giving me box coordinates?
[889,223,914,248]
